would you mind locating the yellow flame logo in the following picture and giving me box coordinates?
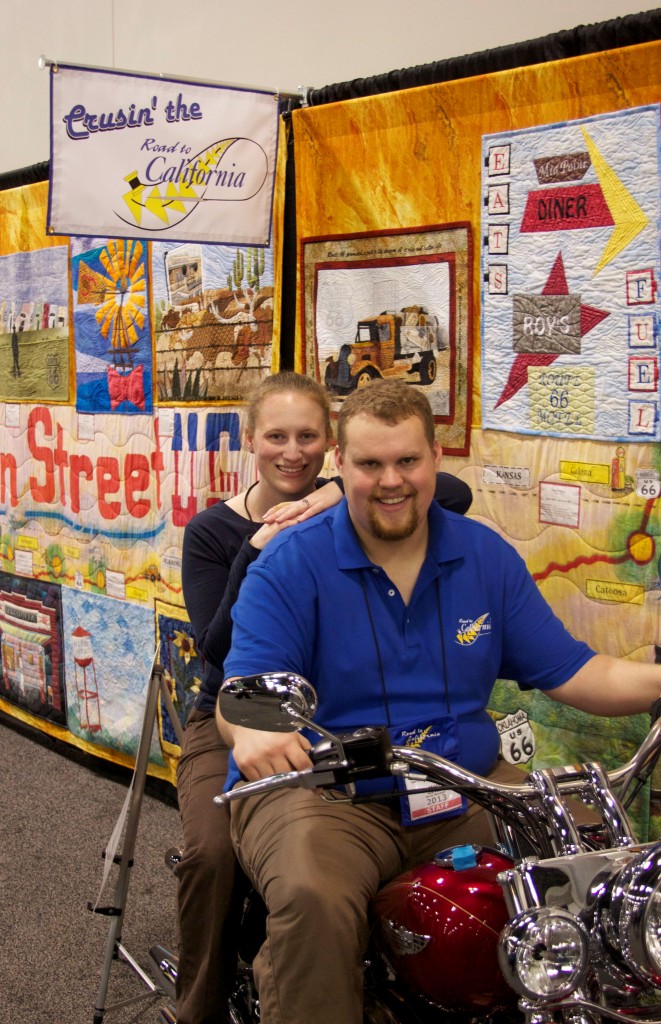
[456,613,489,646]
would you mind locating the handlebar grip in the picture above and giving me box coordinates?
[310,726,392,782]
[650,698,661,723]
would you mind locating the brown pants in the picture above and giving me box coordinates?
[230,758,524,1024]
[175,709,247,1024]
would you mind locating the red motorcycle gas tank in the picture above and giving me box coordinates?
[372,847,516,1012]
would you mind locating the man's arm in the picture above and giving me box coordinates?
[216,521,326,781]
[548,654,661,716]
[215,694,312,781]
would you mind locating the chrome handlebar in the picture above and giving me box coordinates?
[215,714,661,813]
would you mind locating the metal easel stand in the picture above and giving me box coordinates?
[90,658,184,1024]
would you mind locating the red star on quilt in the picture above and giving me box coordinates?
[494,252,609,408]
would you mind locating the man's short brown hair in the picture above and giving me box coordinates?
[336,380,436,451]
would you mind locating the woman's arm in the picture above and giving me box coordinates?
[262,480,344,525]
[182,513,260,671]
[183,485,343,670]
[435,472,472,514]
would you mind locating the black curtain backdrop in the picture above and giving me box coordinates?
[1,8,659,369]
[305,8,661,106]
[0,160,49,189]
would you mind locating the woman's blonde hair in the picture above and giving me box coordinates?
[245,372,333,440]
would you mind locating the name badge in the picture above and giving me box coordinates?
[402,774,466,824]
[390,718,468,827]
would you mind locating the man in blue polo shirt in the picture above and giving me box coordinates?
[218,380,661,1024]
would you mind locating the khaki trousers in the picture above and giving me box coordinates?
[175,710,247,1024]
[231,758,523,1024]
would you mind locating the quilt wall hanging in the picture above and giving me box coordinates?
[152,239,276,404]
[301,224,472,455]
[0,172,283,783]
[481,104,659,442]
[0,187,71,405]
[293,40,661,833]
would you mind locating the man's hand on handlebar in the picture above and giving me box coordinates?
[229,726,313,782]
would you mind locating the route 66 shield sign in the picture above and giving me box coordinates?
[496,709,536,766]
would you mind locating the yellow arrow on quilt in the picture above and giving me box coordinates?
[581,127,649,275]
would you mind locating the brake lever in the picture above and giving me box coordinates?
[214,764,342,806]
[215,728,393,806]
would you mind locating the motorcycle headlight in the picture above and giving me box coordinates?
[604,844,661,984]
[498,907,589,1000]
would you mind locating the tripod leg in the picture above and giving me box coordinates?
[91,656,164,1022]
[160,672,184,747]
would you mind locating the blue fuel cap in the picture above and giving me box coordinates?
[451,844,478,870]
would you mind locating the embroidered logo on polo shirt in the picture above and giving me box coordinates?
[455,613,491,646]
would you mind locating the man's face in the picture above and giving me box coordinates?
[335,413,441,545]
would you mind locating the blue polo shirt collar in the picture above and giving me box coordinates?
[332,497,465,571]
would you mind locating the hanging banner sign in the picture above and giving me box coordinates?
[47,64,279,245]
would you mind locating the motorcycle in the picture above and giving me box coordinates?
[151,671,661,1024]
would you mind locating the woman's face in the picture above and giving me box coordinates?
[247,391,330,500]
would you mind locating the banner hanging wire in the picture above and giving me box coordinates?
[37,55,306,103]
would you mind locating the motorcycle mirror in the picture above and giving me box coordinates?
[218,672,318,732]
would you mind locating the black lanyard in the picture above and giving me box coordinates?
[359,571,451,727]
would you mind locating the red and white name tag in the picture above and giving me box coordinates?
[403,776,465,822]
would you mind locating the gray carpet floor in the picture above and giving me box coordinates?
[0,714,183,1024]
